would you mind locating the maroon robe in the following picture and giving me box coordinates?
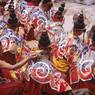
[0,51,23,95]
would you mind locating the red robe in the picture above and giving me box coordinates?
[0,51,23,95]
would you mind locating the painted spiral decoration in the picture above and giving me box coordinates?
[30,60,53,84]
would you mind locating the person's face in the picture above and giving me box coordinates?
[18,26,24,36]
[9,39,17,53]
[0,29,3,35]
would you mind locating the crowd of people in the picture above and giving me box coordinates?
[0,0,95,95]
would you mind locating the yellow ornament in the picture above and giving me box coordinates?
[52,55,69,73]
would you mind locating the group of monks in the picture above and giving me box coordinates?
[0,0,95,95]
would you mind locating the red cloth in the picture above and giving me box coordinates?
[0,52,16,65]
[23,78,62,95]
[71,80,95,95]
[71,80,95,90]
[0,80,23,95]
[0,52,23,95]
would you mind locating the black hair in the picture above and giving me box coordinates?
[54,6,64,20]
[24,0,32,2]
[0,1,6,6]
[92,34,95,43]
[39,31,51,48]
[58,7,64,12]
[90,25,95,33]
[42,0,52,4]
[8,0,14,11]
[74,13,85,31]
[8,5,14,11]
[53,2,65,20]
[61,2,65,8]
[8,1,19,30]
[8,15,18,30]
[8,16,18,25]
[0,41,1,46]
[8,7,18,24]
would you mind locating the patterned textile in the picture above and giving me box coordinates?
[0,28,22,53]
